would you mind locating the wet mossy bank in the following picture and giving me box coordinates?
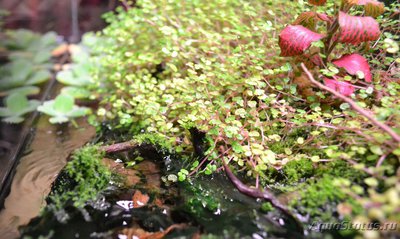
[19,132,396,239]
[10,0,400,238]
[20,142,303,238]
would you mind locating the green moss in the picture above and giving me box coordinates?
[48,145,111,209]
[260,202,274,213]
[291,175,345,221]
[316,159,366,182]
[283,158,315,184]
[184,182,221,217]
[133,132,174,152]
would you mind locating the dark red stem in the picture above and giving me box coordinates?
[223,162,304,234]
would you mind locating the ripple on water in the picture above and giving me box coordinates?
[0,117,95,238]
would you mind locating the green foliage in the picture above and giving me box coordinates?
[50,145,111,208]
[79,1,400,236]
[91,0,305,179]
[21,231,54,239]
[0,60,51,92]
[178,168,189,181]
[336,175,400,226]
[0,29,57,124]
[0,30,56,94]
[0,93,40,123]
[37,94,91,124]
[57,33,100,99]
[369,1,400,73]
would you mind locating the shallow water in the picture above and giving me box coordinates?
[20,152,303,238]
[0,117,95,238]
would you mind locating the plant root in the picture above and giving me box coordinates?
[223,162,304,235]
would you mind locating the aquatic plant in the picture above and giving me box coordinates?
[56,64,92,99]
[0,93,40,123]
[37,94,91,124]
[0,30,56,95]
[56,33,99,99]
[0,59,51,94]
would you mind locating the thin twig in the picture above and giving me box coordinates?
[300,63,400,143]
[376,153,388,168]
[100,140,140,153]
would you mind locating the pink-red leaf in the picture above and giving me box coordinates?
[364,1,385,18]
[344,0,379,5]
[279,25,325,57]
[324,78,355,96]
[293,12,332,29]
[308,0,327,6]
[338,11,380,45]
[343,0,384,17]
[332,53,372,82]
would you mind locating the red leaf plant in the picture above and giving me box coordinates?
[338,12,380,45]
[293,12,332,29]
[279,25,324,57]
[323,78,355,96]
[308,0,327,6]
[278,0,383,96]
[332,53,372,83]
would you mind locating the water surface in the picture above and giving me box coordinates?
[0,117,95,238]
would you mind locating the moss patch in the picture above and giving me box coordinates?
[48,145,111,209]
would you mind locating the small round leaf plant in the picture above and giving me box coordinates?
[0,93,40,123]
[56,35,97,99]
[278,0,384,96]
[37,94,90,124]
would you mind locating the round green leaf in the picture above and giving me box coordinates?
[54,94,74,113]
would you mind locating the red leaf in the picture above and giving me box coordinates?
[344,0,385,17]
[310,54,324,66]
[344,0,380,5]
[279,25,325,57]
[308,0,327,6]
[343,0,359,5]
[338,11,380,45]
[293,12,332,29]
[324,78,355,96]
[316,13,332,22]
[332,53,372,82]
[364,1,385,18]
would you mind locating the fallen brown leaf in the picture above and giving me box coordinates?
[136,161,161,190]
[132,190,150,208]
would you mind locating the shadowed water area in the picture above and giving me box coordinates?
[0,117,95,238]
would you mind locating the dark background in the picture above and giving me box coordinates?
[0,0,120,41]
